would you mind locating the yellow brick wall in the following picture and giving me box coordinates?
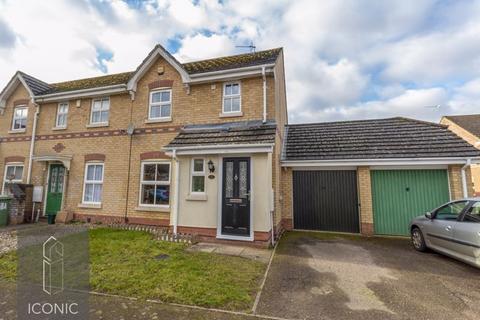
[441,117,480,194]
[357,166,373,235]
[0,54,286,231]
[279,167,293,230]
[448,164,474,199]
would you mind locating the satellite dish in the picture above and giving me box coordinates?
[126,123,135,136]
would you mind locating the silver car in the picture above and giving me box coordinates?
[410,198,480,268]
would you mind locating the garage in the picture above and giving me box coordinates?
[371,169,450,236]
[283,117,480,236]
[292,170,359,233]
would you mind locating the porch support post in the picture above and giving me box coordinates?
[172,150,180,234]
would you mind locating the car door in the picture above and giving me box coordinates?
[453,201,480,262]
[424,201,469,252]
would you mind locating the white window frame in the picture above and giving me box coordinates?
[190,158,206,194]
[139,161,171,208]
[148,89,172,120]
[222,82,241,114]
[90,97,110,125]
[82,162,104,205]
[2,163,24,194]
[11,105,28,131]
[55,102,69,128]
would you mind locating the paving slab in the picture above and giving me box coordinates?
[188,242,272,263]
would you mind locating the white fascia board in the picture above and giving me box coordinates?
[164,143,274,156]
[188,65,275,84]
[35,85,127,102]
[0,73,34,108]
[282,157,480,167]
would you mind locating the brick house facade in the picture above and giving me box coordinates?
[0,45,287,246]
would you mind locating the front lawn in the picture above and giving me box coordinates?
[0,228,266,311]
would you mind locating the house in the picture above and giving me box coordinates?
[440,114,480,195]
[280,117,480,236]
[0,44,287,246]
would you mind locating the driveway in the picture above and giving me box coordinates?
[257,231,480,320]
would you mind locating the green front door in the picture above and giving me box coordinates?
[46,164,65,216]
[371,169,450,236]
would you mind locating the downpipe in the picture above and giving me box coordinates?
[27,102,39,184]
[461,158,472,198]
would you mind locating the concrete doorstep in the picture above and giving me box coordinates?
[187,242,273,263]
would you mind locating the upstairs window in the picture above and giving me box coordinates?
[2,164,23,194]
[82,163,104,204]
[56,102,69,128]
[223,83,241,113]
[90,97,110,124]
[191,159,205,193]
[12,106,28,130]
[149,89,171,120]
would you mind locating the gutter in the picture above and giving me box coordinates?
[461,158,472,198]
[282,157,480,167]
[172,149,180,234]
[27,101,39,183]
[34,84,127,102]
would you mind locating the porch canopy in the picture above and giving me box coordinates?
[163,120,276,155]
[32,154,73,170]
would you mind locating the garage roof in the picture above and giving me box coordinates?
[283,117,480,161]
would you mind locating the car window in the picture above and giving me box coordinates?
[464,201,480,223]
[435,201,469,220]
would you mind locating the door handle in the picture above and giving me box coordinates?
[445,225,452,231]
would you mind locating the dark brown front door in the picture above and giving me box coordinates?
[222,157,250,236]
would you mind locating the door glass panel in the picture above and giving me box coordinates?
[435,201,469,220]
[57,167,64,193]
[50,167,58,193]
[239,161,247,198]
[225,162,234,198]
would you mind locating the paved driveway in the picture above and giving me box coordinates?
[257,232,480,320]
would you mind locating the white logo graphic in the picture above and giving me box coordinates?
[42,236,64,295]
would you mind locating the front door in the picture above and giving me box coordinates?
[222,157,250,236]
[46,164,65,216]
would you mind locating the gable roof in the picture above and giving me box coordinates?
[283,117,480,161]
[165,120,276,148]
[0,44,282,101]
[443,114,480,138]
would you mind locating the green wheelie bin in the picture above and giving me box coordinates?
[0,196,12,227]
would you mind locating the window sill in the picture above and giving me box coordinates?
[78,203,102,209]
[86,122,109,128]
[219,112,243,118]
[135,206,170,212]
[52,127,67,131]
[145,118,172,124]
[8,129,26,134]
[186,194,208,201]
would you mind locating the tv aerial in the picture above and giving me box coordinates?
[236,41,256,53]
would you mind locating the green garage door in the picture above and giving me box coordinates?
[371,170,450,236]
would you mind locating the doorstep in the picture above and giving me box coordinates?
[187,242,272,263]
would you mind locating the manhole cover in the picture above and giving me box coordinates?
[155,254,170,260]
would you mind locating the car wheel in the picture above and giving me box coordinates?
[411,227,427,252]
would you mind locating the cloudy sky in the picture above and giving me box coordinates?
[0,0,479,124]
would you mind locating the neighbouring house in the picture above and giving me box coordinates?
[440,114,480,195]
[280,117,480,236]
[0,44,287,246]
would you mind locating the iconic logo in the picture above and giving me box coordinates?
[42,236,64,295]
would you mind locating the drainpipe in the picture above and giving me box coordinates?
[262,66,267,123]
[461,158,472,198]
[27,102,39,184]
[172,149,180,234]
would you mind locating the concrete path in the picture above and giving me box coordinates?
[187,242,272,263]
[256,232,480,320]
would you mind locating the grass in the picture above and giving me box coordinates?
[0,228,266,311]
